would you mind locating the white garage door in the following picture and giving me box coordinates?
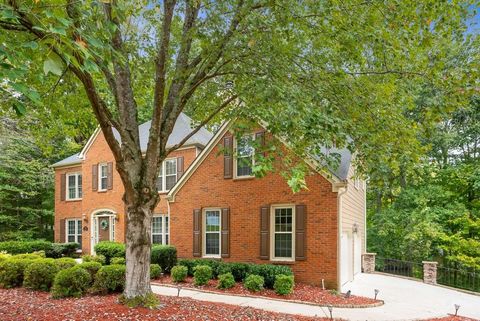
[340,232,352,286]
[354,233,361,275]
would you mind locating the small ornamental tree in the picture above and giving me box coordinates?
[0,0,476,305]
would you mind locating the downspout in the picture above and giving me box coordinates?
[364,180,367,253]
[336,182,348,291]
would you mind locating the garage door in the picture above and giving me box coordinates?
[340,232,352,286]
[354,233,361,275]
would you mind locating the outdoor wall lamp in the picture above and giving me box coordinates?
[82,214,88,222]
[352,223,359,234]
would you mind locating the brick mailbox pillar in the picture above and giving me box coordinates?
[362,253,376,273]
[422,261,438,285]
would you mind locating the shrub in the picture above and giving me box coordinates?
[0,241,52,254]
[46,243,80,259]
[171,265,188,282]
[0,258,37,288]
[273,274,294,295]
[217,273,235,289]
[151,245,177,272]
[150,264,162,279]
[92,264,126,294]
[111,257,126,265]
[12,253,44,260]
[0,252,11,263]
[51,266,91,298]
[193,265,212,286]
[244,274,264,292]
[247,264,293,289]
[55,258,77,270]
[177,259,197,276]
[178,259,219,276]
[23,258,58,291]
[94,242,125,264]
[81,254,106,265]
[228,262,250,282]
[78,262,102,281]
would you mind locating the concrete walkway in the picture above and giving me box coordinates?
[152,273,480,320]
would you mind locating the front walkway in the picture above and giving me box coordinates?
[152,273,480,320]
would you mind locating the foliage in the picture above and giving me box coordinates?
[81,254,106,265]
[12,253,44,260]
[216,262,250,282]
[244,274,264,292]
[54,258,77,271]
[247,264,293,289]
[51,266,91,298]
[118,292,160,309]
[0,258,37,288]
[0,252,11,263]
[273,274,294,295]
[46,243,79,259]
[0,241,52,254]
[150,245,177,273]
[193,265,213,286]
[23,258,58,291]
[93,242,125,265]
[217,273,235,290]
[178,258,219,276]
[150,264,162,279]
[171,265,188,283]
[110,257,126,265]
[77,261,102,281]
[91,265,126,294]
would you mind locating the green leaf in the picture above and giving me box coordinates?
[43,56,63,76]
[12,101,26,116]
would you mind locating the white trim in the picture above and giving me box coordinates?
[151,214,169,245]
[90,209,117,255]
[66,172,82,201]
[270,204,295,262]
[337,185,348,290]
[233,133,255,179]
[79,127,101,159]
[157,158,177,193]
[98,163,108,192]
[202,208,222,258]
[65,218,82,244]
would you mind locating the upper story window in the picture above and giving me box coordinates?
[157,158,177,192]
[66,173,82,200]
[235,135,255,178]
[99,163,108,191]
[152,215,169,245]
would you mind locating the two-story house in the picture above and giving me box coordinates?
[52,113,366,290]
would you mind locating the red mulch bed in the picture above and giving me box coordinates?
[153,275,380,307]
[0,288,330,321]
[422,316,478,321]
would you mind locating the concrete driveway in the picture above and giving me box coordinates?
[338,273,480,320]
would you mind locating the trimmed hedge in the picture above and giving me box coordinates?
[92,264,126,294]
[217,273,235,289]
[244,274,264,292]
[178,259,220,277]
[81,254,106,265]
[0,241,79,258]
[54,257,77,270]
[94,242,125,265]
[150,264,162,279]
[46,243,80,259]
[111,257,126,265]
[193,265,212,286]
[23,258,58,291]
[247,263,293,289]
[78,262,102,281]
[171,265,188,282]
[274,274,294,295]
[51,266,91,298]
[151,245,177,272]
[0,258,37,288]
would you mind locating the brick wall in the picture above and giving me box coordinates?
[170,131,340,288]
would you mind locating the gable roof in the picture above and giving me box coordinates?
[167,121,352,201]
[52,113,213,168]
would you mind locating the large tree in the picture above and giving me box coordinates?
[0,0,477,304]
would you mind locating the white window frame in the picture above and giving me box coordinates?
[270,204,295,262]
[98,163,108,191]
[202,208,221,258]
[66,173,82,200]
[151,214,169,245]
[65,218,82,244]
[233,134,255,179]
[157,158,177,192]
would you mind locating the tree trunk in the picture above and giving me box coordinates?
[123,203,154,298]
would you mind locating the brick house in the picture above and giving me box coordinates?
[52,113,366,290]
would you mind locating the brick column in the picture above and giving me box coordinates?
[362,253,376,273]
[422,261,438,284]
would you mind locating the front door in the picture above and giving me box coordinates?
[97,216,111,243]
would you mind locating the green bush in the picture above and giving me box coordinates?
[244,274,264,292]
[77,261,102,281]
[150,264,162,279]
[178,259,219,276]
[92,264,126,294]
[217,273,235,289]
[0,258,37,288]
[217,262,250,281]
[51,266,91,298]
[54,258,77,270]
[111,257,126,265]
[247,264,293,289]
[23,258,58,291]
[171,265,188,282]
[94,242,125,264]
[81,254,106,265]
[46,243,80,259]
[0,252,11,263]
[273,274,294,295]
[12,253,44,260]
[193,265,212,286]
[0,241,52,254]
[151,245,177,272]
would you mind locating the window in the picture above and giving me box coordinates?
[66,173,82,200]
[98,163,108,191]
[204,209,221,257]
[235,135,255,177]
[66,219,82,247]
[157,159,177,192]
[271,206,295,260]
[152,215,169,245]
